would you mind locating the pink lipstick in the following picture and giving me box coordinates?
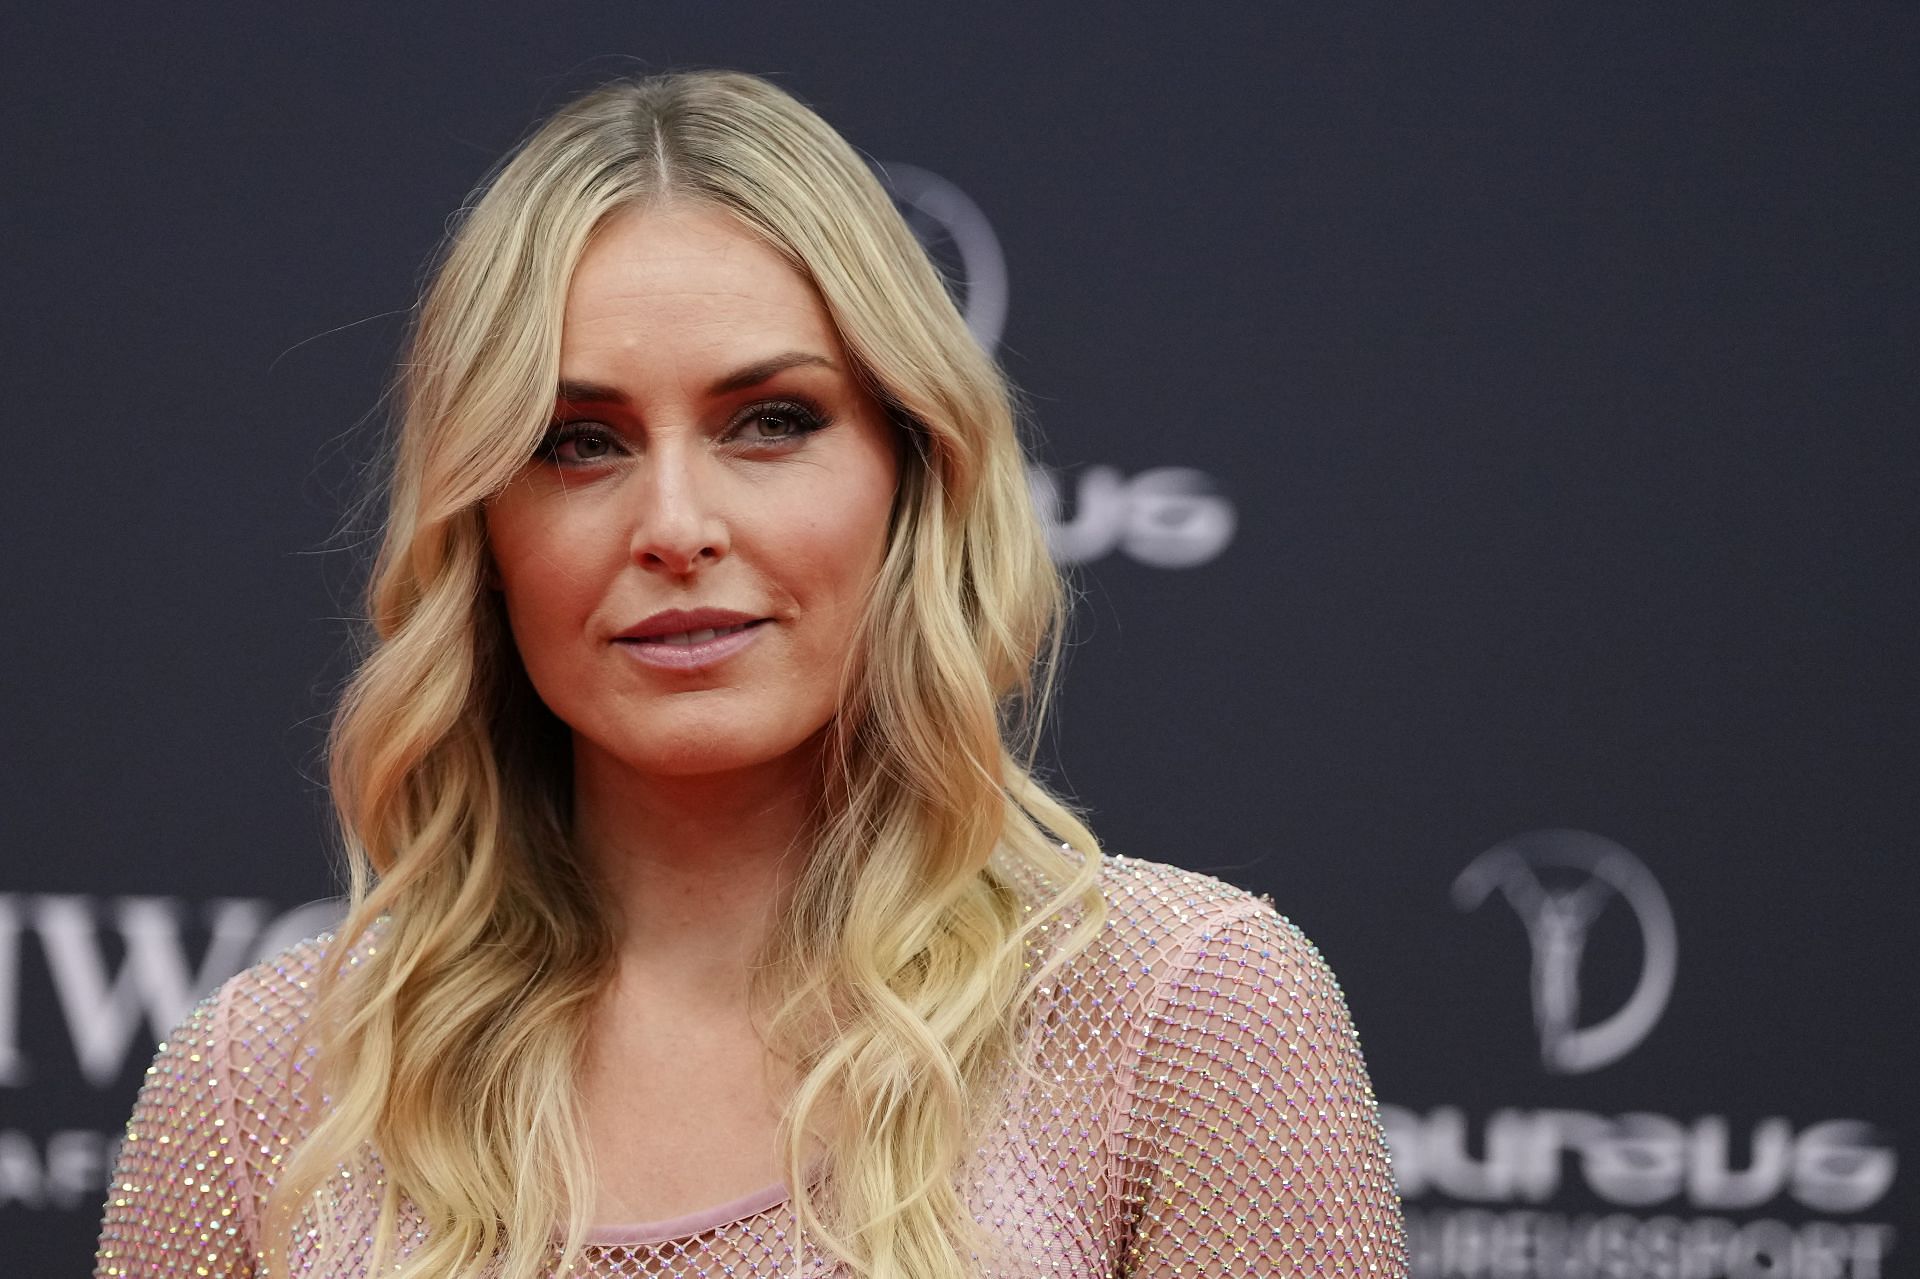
[614,608,769,672]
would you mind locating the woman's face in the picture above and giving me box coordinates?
[485,203,900,788]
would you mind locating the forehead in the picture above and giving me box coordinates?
[561,204,838,368]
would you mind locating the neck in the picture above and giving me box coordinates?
[571,739,817,1004]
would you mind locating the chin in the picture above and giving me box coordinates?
[598,719,825,784]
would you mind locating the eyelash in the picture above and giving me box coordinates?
[730,398,832,443]
[536,398,832,464]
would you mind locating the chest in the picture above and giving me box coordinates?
[573,1002,809,1227]
[282,996,1127,1277]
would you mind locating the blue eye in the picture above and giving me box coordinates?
[538,421,619,465]
[730,400,829,443]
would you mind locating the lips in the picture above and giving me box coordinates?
[631,620,757,646]
[612,608,771,671]
[614,608,768,643]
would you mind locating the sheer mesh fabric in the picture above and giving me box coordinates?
[95,854,1409,1277]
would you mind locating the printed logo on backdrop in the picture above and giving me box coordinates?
[1452,829,1677,1074]
[881,163,1235,570]
[880,163,1009,356]
[1027,466,1235,569]
[0,893,343,1211]
[1383,830,1898,1279]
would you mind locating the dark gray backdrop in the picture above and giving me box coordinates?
[4,4,1914,1276]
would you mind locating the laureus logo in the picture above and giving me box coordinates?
[881,163,1237,569]
[1452,829,1677,1074]
[879,162,1009,354]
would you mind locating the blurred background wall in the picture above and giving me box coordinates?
[3,4,1914,1275]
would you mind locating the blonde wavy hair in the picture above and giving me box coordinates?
[268,71,1106,1279]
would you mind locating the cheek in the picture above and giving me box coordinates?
[787,467,897,604]
[486,502,608,649]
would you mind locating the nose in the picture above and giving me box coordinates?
[628,448,729,574]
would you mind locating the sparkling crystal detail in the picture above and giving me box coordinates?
[94,855,1409,1276]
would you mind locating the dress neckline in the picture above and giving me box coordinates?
[582,1158,827,1247]
[584,1179,791,1247]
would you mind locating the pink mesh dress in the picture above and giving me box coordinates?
[94,853,1409,1277]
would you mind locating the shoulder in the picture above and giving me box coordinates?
[213,930,337,1041]
[1092,851,1328,979]
[1097,854,1360,1044]
[103,930,344,1262]
[1090,859,1410,1274]
[1083,853,1376,1103]
[1095,852,1282,923]
[191,926,365,1123]
[1023,852,1349,1066]
[130,929,338,1118]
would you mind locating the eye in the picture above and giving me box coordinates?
[538,421,621,465]
[728,399,829,444]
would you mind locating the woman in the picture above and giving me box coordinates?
[94,71,1408,1279]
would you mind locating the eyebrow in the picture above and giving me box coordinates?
[555,351,838,406]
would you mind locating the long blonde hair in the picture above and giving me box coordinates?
[271,71,1105,1279]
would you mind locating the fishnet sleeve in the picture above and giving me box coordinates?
[94,987,258,1278]
[1114,902,1409,1277]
